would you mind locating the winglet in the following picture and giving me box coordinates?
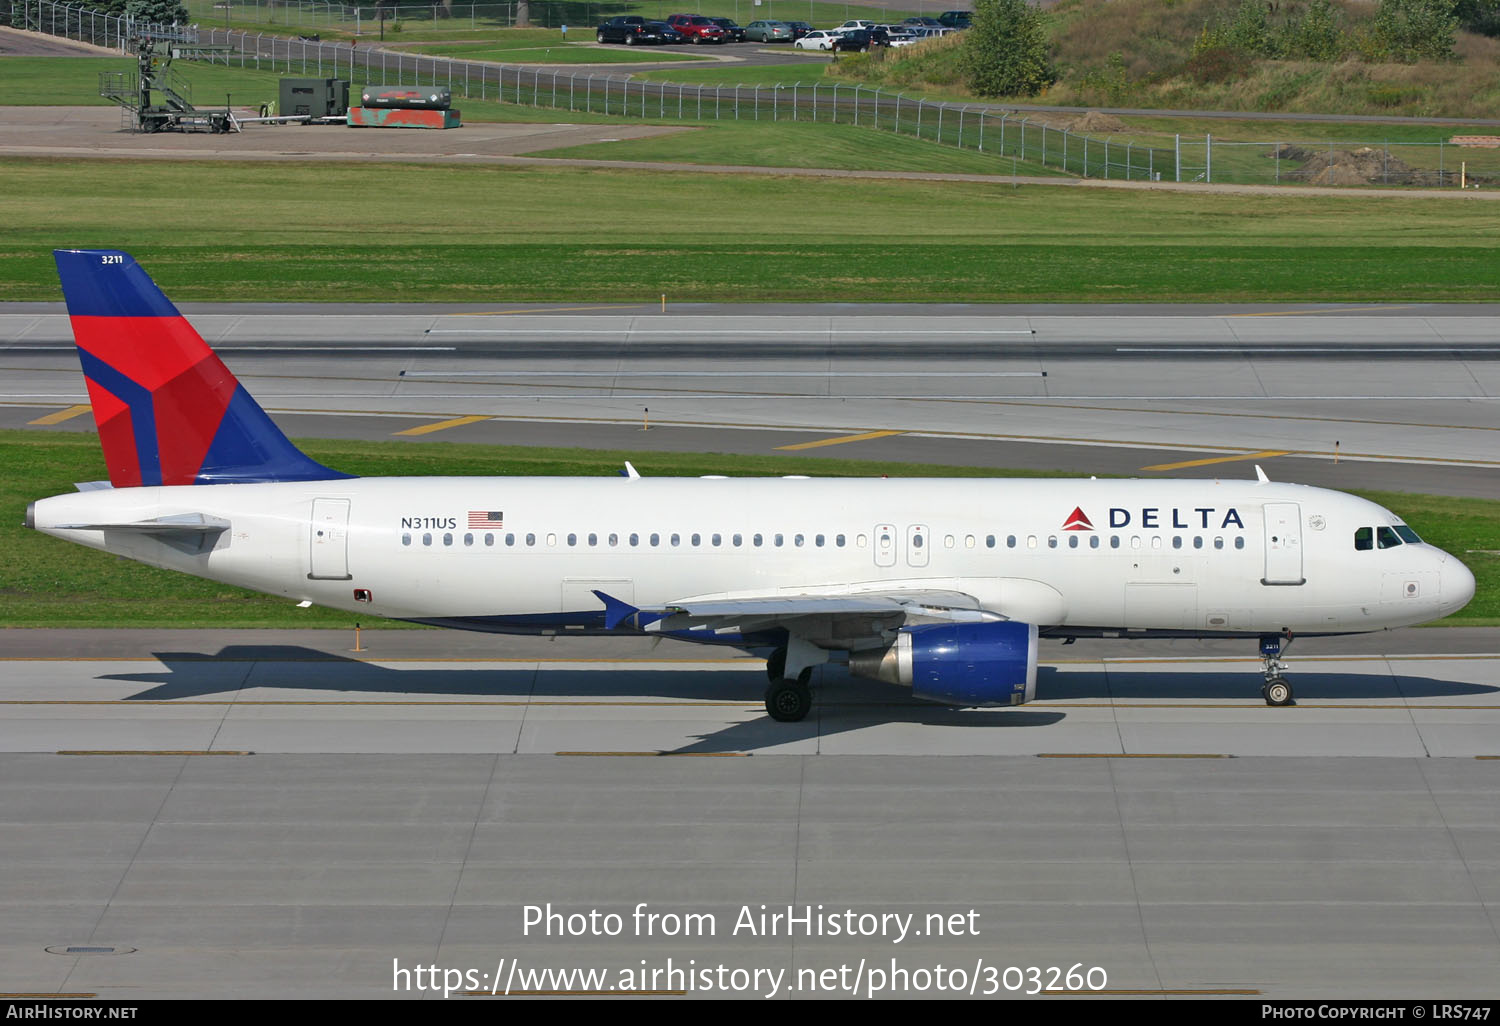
[53,249,352,487]
[620,461,641,479]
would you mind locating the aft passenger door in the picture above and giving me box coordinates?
[1262,502,1304,586]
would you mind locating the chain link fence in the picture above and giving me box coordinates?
[10,0,1493,186]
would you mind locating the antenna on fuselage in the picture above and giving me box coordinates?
[1255,465,1271,484]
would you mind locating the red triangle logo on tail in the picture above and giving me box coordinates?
[1062,506,1094,531]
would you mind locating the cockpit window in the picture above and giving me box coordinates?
[1354,527,1373,551]
[1394,525,1422,544]
[1376,526,1402,549]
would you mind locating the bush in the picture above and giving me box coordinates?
[1184,43,1254,81]
[1456,0,1500,36]
[1373,0,1460,60]
[959,0,1056,97]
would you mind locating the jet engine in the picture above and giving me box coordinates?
[847,621,1038,706]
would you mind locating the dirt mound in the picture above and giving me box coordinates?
[1274,144,1426,185]
[1065,110,1127,133]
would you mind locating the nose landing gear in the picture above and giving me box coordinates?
[1260,633,1295,706]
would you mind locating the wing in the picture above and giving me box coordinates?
[593,587,1002,648]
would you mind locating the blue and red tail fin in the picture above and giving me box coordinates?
[53,249,352,487]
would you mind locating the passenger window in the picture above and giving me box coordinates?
[650,533,660,547]
[965,535,974,549]
[754,533,763,547]
[1377,526,1402,549]
[1213,537,1223,550]
[815,534,825,547]
[1048,536,1057,549]
[1110,536,1120,549]
[1151,537,1162,550]
[464,533,474,546]
[546,533,556,546]
[1068,535,1078,549]
[1131,537,1141,549]
[944,535,955,549]
[1193,537,1203,549]
[795,534,805,547]
[671,533,681,547]
[734,533,743,547]
[1172,536,1182,549]
[629,533,639,547]
[567,533,577,547]
[526,533,536,546]
[691,533,701,546]
[711,533,721,547]
[856,534,867,548]
[1234,537,1245,550]
[913,534,923,549]
[986,535,996,549]
[443,533,453,546]
[485,533,494,546]
[423,533,432,546]
[836,534,846,547]
[608,533,617,547]
[402,532,411,546]
[775,534,784,547]
[588,533,598,546]
[1089,536,1099,549]
[1027,536,1037,549]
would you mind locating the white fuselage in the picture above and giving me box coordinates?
[30,476,1475,641]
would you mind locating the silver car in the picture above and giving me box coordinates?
[744,19,793,42]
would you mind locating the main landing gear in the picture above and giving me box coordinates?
[1259,633,1295,706]
[764,647,813,722]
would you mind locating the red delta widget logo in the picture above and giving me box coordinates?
[1063,506,1245,531]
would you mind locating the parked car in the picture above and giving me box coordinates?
[902,16,941,28]
[784,20,813,40]
[885,29,918,46]
[744,19,793,42]
[596,15,649,44]
[646,20,685,44]
[709,17,746,41]
[667,13,729,43]
[834,19,876,32]
[938,9,972,27]
[794,29,838,50]
[832,28,874,51]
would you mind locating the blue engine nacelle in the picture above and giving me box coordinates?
[846,621,1038,706]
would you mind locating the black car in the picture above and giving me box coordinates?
[596,15,647,43]
[784,20,813,40]
[902,16,941,28]
[937,9,972,27]
[646,20,685,43]
[710,17,746,41]
[833,29,874,51]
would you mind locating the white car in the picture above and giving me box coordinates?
[833,19,875,32]
[794,29,838,50]
[886,29,918,46]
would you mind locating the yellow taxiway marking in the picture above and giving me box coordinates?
[1037,753,1231,759]
[1142,450,1291,472]
[394,414,492,437]
[57,749,252,756]
[449,304,647,316]
[27,404,92,426]
[556,751,751,757]
[1229,305,1419,317]
[776,429,905,451]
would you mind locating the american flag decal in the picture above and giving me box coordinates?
[468,510,503,528]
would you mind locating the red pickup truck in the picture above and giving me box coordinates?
[666,13,728,43]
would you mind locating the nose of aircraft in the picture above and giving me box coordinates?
[1439,549,1477,616]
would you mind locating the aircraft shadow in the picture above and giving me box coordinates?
[101,645,1494,708]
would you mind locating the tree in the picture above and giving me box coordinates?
[125,0,189,26]
[1373,0,1460,60]
[959,0,1055,98]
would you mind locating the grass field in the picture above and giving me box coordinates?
[5,156,1500,304]
[6,430,1495,628]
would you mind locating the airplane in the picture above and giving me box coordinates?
[26,249,1477,722]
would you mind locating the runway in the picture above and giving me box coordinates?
[4,304,1498,497]
[2,628,1499,999]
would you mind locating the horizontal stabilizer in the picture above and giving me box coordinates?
[56,512,230,534]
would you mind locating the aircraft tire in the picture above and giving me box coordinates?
[765,679,812,722]
[1264,677,1294,706]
